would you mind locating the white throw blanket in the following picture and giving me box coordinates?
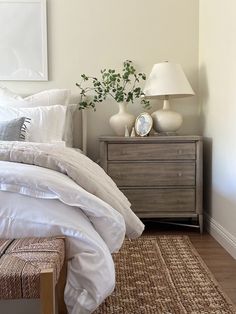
[0,142,144,314]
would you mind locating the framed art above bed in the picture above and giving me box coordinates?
[0,0,48,81]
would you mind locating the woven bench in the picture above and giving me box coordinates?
[0,237,67,314]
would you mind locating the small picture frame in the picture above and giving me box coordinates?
[135,112,153,137]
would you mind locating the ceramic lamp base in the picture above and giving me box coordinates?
[151,109,183,133]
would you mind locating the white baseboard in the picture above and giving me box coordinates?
[205,214,236,259]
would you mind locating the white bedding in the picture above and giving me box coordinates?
[0,191,116,313]
[0,142,144,313]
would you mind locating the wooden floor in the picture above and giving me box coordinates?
[143,220,236,305]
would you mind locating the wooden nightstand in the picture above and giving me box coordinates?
[99,136,203,233]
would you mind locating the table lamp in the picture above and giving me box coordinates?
[143,62,195,134]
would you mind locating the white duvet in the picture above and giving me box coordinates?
[0,142,144,314]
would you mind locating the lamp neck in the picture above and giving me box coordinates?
[163,96,170,110]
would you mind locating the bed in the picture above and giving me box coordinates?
[0,88,144,314]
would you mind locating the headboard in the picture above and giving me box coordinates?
[73,109,87,154]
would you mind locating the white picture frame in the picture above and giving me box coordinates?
[0,0,48,81]
[135,112,153,137]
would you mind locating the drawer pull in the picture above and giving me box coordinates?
[178,149,183,154]
[178,172,183,177]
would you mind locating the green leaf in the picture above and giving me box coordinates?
[76,60,148,110]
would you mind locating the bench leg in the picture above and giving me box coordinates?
[56,259,67,314]
[40,268,56,314]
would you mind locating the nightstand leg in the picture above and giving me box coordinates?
[199,214,203,234]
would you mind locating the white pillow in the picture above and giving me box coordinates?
[0,86,23,104]
[0,105,68,143]
[0,87,71,107]
[23,89,71,107]
[0,87,75,146]
[22,90,75,146]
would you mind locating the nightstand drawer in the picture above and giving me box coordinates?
[122,188,195,213]
[108,162,195,187]
[108,143,196,161]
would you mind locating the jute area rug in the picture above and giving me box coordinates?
[94,236,236,314]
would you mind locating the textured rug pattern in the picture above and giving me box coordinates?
[94,236,236,314]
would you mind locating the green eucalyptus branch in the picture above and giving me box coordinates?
[76,60,150,110]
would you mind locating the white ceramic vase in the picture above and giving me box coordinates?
[109,102,135,136]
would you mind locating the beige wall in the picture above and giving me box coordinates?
[2,0,200,160]
[199,0,236,256]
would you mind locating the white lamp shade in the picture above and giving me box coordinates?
[143,62,195,99]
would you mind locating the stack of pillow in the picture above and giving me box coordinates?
[0,87,76,146]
